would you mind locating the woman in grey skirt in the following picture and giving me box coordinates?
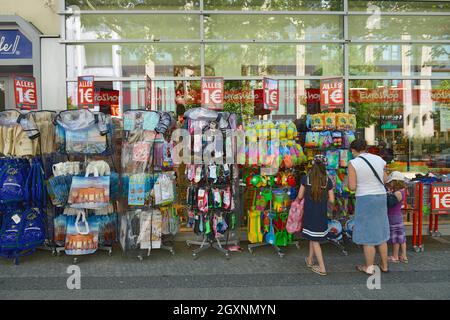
[348,139,390,274]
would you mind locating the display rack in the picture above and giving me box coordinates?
[51,110,117,264]
[119,110,177,261]
[185,164,240,260]
[247,184,300,258]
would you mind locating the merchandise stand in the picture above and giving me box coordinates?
[119,110,179,260]
[186,165,240,260]
[0,110,56,264]
[247,186,300,258]
[49,110,118,264]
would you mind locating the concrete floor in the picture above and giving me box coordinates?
[0,236,449,300]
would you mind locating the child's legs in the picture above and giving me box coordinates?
[401,242,407,258]
[392,243,400,259]
[311,241,326,272]
[308,241,314,263]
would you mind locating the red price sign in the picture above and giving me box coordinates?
[320,77,344,111]
[263,77,279,111]
[14,75,37,110]
[431,183,450,214]
[201,77,224,110]
[77,76,95,109]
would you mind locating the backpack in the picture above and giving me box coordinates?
[286,199,304,234]
[0,208,46,264]
[0,158,30,204]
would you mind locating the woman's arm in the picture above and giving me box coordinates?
[328,189,335,204]
[348,163,357,192]
[394,190,403,202]
[383,165,388,183]
[297,185,305,201]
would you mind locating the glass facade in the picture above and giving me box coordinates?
[63,0,450,173]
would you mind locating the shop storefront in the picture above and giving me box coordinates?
[61,0,449,174]
[0,1,449,264]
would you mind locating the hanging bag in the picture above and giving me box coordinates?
[65,210,99,256]
[153,173,175,205]
[286,198,304,234]
[68,166,110,210]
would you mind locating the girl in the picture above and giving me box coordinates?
[297,155,335,276]
[386,171,408,264]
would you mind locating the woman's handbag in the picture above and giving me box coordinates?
[358,156,399,208]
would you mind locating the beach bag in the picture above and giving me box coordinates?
[68,166,110,210]
[137,210,162,250]
[154,173,175,205]
[64,210,99,255]
[286,199,304,234]
[55,110,111,156]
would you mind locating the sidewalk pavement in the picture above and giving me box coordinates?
[0,236,449,300]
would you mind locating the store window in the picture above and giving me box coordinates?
[67,43,201,78]
[65,0,200,10]
[349,1,450,12]
[350,79,450,174]
[348,15,450,41]
[204,0,344,11]
[66,14,200,40]
[349,44,450,77]
[205,43,343,77]
[204,14,343,41]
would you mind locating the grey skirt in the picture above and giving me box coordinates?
[353,194,390,246]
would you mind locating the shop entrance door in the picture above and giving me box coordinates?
[0,77,9,112]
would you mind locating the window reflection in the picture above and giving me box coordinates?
[350,80,450,173]
[349,44,450,77]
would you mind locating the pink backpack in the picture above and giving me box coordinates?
[286,199,304,234]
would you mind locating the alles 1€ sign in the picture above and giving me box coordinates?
[0,30,33,59]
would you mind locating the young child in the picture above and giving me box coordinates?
[386,171,408,264]
[297,155,335,276]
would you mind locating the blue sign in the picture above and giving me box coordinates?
[0,30,33,60]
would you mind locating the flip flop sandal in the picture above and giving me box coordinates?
[305,257,314,269]
[388,256,400,263]
[356,265,375,275]
[399,256,409,264]
[377,264,389,273]
[311,266,327,276]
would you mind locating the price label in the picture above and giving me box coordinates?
[431,183,450,214]
[14,75,37,110]
[77,76,95,109]
[201,77,224,110]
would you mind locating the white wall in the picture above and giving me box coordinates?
[41,37,66,111]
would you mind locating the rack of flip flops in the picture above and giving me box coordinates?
[48,109,119,264]
[303,112,358,255]
[119,110,179,260]
[183,107,240,260]
[244,120,307,257]
[0,110,56,265]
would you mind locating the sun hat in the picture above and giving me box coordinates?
[387,171,408,183]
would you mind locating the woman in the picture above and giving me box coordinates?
[348,139,390,274]
[297,155,335,276]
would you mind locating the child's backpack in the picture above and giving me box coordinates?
[0,158,30,204]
